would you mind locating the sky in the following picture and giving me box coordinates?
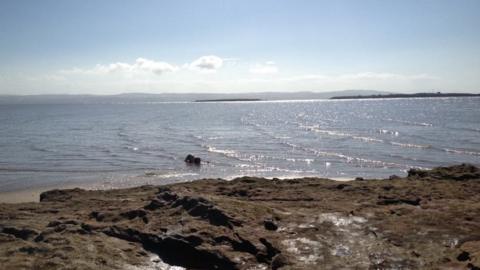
[0,0,479,95]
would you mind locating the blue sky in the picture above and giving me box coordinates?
[0,0,479,94]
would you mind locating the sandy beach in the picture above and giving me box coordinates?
[1,164,479,269]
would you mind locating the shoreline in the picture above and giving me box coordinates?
[1,164,479,269]
[0,175,357,204]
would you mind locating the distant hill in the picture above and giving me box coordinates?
[0,90,391,104]
[195,98,262,102]
[330,92,480,100]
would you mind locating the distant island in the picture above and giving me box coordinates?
[330,92,480,100]
[194,98,262,102]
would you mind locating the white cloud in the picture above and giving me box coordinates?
[249,61,278,74]
[188,55,223,72]
[61,58,178,76]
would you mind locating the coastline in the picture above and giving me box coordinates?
[1,164,479,269]
[0,175,356,204]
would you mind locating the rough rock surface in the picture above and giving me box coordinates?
[1,164,480,269]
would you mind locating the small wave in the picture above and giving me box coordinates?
[390,141,432,149]
[301,125,383,143]
[0,167,141,173]
[446,126,480,134]
[30,145,57,153]
[206,146,236,155]
[207,136,224,140]
[286,158,314,165]
[144,172,199,178]
[383,118,433,127]
[378,129,399,136]
[295,145,408,169]
[124,146,139,151]
[443,148,480,156]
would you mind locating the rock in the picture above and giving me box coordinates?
[468,263,480,270]
[184,154,195,163]
[185,154,201,165]
[457,251,471,261]
[47,221,62,227]
[120,209,147,220]
[18,246,48,254]
[227,189,249,197]
[389,175,401,180]
[271,254,288,270]
[104,226,237,269]
[39,188,86,202]
[158,191,179,202]
[264,219,278,231]
[1,164,480,269]
[172,195,240,228]
[408,164,480,181]
[256,238,280,263]
[144,199,165,210]
[377,196,421,206]
[194,157,201,165]
[355,177,364,181]
[336,183,350,190]
[1,227,39,240]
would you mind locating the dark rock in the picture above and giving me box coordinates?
[214,234,258,255]
[39,188,85,202]
[120,209,147,220]
[104,226,237,269]
[389,175,401,180]
[336,183,350,190]
[271,254,288,270]
[257,238,280,263]
[19,246,48,254]
[468,263,480,270]
[144,199,165,210]
[194,157,201,165]
[377,196,421,206]
[1,227,38,240]
[80,223,93,232]
[457,251,471,261]
[63,220,79,225]
[408,164,480,181]
[237,177,258,183]
[47,221,62,227]
[264,219,278,231]
[227,189,249,197]
[184,154,195,163]
[170,195,241,228]
[382,185,394,191]
[355,177,364,181]
[158,191,179,202]
[185,154,201,165]
[89,211,117,222]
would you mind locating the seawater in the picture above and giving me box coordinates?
[0,97,479,192]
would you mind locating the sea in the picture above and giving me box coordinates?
[1,97,479,193]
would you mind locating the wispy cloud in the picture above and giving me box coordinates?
[249,61,278,74]
[60,58,178,76]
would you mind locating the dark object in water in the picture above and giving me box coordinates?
[194,157,201,165]
[185,154,195,163]
[185,154,201,165]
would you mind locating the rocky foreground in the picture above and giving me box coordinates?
[1,164,480,270]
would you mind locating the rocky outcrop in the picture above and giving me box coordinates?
[408,163,480,180]
[1,164,480,269]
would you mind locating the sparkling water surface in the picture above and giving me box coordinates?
[0,97,479,192]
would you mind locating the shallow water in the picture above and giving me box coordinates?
[0,97,479,192]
